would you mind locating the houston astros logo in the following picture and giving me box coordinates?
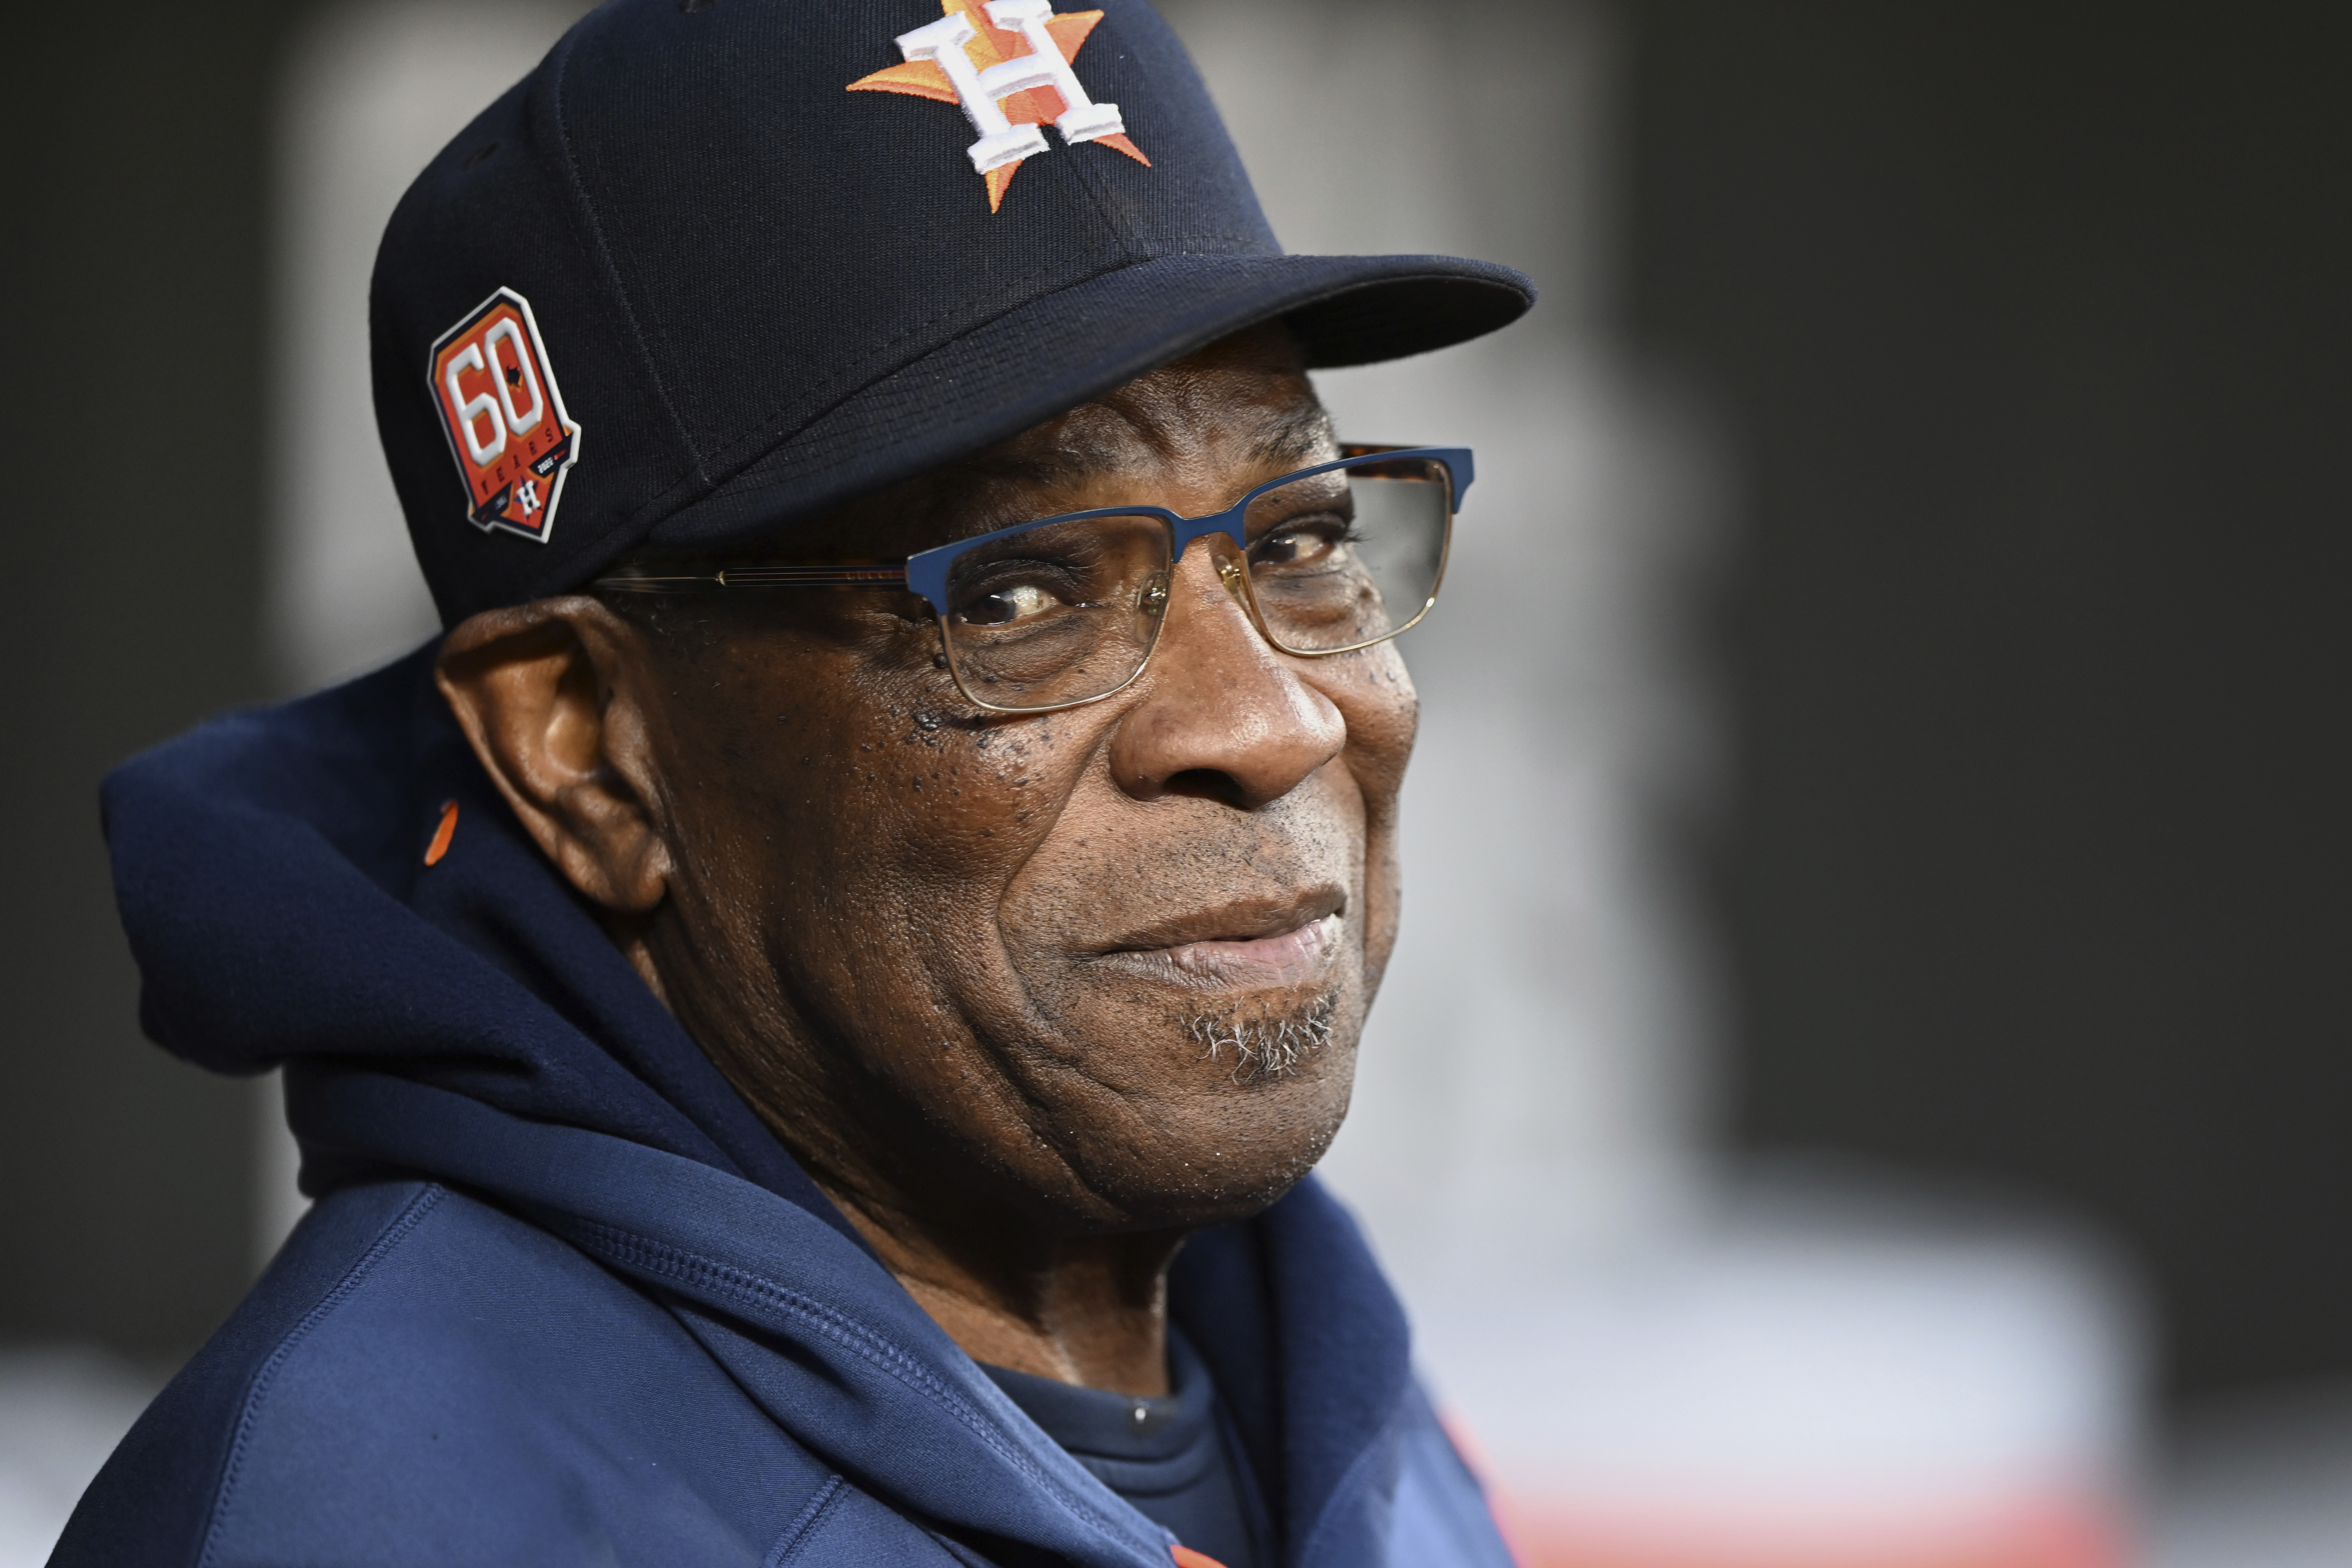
[427,287,581,544]
[849,0,1150,212]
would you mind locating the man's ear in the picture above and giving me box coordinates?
[435,597,672,914]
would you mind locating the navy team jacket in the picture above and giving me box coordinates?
[58,646,1515,1568]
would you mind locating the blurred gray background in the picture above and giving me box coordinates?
[3,1,2347,1562]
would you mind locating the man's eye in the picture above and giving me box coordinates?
[1253,520,1356,569]
[957,580,1065,627]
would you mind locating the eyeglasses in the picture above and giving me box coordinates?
[595,444,1471,715]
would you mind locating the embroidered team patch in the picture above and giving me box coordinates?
[848,0,1150,213]
[427,287,581,544]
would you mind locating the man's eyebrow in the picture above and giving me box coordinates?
[1249,402,1337,467]
[953,403,1334,491]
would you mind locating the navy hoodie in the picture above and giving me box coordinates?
[57,646,1515,1568]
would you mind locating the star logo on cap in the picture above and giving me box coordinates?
[849,0,1150,212]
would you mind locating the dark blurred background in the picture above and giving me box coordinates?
[1,0,293,1359]
[3,0,2345,1427]
[1621,2,2352,1402]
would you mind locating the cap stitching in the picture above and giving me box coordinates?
[1049,118,1147,263]
[544,25,707,475]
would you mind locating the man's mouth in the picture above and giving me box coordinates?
[1096,899,1347,990]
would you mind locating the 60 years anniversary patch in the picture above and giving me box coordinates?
[427,287,581,544]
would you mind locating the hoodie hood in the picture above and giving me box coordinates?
[100,647,1424,1568]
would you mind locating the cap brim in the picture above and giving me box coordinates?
[636,250,1532,556]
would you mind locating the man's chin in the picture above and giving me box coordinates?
[1036,1014,1359,1230]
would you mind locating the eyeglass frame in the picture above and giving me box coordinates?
[594,442,1474,715]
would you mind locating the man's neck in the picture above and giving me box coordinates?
[823,1182,1185,1396]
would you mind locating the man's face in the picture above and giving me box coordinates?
[623,328,1418,1238]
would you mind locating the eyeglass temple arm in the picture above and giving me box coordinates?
[593,565,911,591]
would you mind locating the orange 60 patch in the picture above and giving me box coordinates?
[428,288,581,544]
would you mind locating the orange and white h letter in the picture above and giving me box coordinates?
[895,1,1127,175]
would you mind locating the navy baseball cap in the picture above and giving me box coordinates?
[372,0,1534,625]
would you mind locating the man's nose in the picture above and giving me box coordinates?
[1106,540,1346,808]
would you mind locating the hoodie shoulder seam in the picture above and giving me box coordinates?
[197,1184,450,1568]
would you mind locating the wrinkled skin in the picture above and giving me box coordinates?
[436,326,1418,1393]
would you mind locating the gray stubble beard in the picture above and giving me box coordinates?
[1183,993,1338,1086]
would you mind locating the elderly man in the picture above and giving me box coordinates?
[66,2,1529,1565]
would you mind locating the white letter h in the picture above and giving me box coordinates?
[895,1,1128,176]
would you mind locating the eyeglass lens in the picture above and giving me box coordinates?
[937,456,1452,712]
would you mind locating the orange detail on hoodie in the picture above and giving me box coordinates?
[423,800,459,867]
